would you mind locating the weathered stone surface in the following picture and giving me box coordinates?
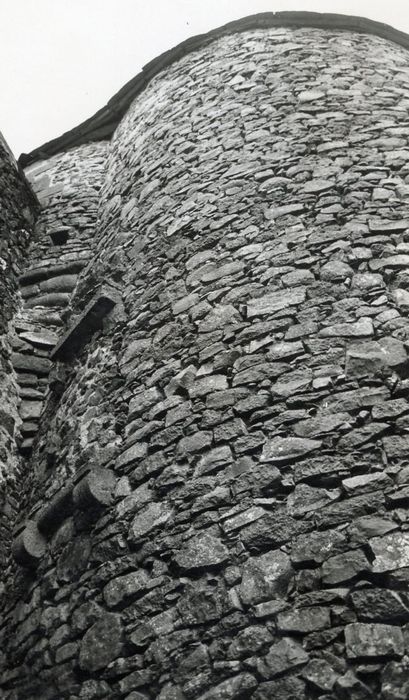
[345,622,404,658]
[222,506,266,533]
[335,671,373,699]
[322,549,371,585]
[56,536,91,582]
[128,387,162,418]
[240,511,306,551]
[304,178,335,193]
[277,606,330,633]
[320,260,353,281]
[346,338,408,377]
[351,588,409,623]
[288,483,340,517]
[246,287,306,318]
[294,412,350,437]
[257,637,309,679]
[103,570,150,607]
[337,422,389,450]
[319,317,374,338]
[381,659,409,700]
[174,533,229,571]
[261,436,321,463]
[79,613,123,672]
[116,441,148,469]
[73,469,116,508]
[11,352,51,374]
[301,658,339,692]
[372,399,409,420]
[197,304,241,332]
[369,219,409,233]
[291,528,346,566]
[325,386,390,412]
[226,625,273,659]
[342,471,392,495]
[383,435,409,460]
[19,400,43,421]
[197,673,257,699]
[177,580,230,625]
[239,550,293,605]
[128,503,173,542]
[189,375,228,398]
[370,532,409,572]
[252,677,306,699]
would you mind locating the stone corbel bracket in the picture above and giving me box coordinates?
[51,286,120,362]
[12,467,116,568]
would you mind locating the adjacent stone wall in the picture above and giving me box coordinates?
[9,143,108,454]
[4,22,409,700]
[0,133,37,603]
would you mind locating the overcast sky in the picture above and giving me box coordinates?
[2,0,409,157]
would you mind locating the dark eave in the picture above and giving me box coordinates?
[18,11,409,168]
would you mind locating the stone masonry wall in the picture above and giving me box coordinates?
[0,134,37,607]
[9,143,108,456]
[4,23,409,700]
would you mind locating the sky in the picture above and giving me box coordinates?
[2,0,409,157]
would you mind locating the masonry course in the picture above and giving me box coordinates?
[2,11,409,700]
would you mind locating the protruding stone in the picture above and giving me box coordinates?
[73,469,116,509]
[369,219,409,233]
[12,521,47,568]
[51,287,118,361]
[345,622,404,659]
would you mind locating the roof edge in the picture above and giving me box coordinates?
[19,11,409,167]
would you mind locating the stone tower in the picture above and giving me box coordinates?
[2,11,409,700]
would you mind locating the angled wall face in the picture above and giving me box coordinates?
[4,21,409,700]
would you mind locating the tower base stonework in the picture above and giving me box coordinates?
[2,12,409,700]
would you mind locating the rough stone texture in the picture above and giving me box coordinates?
[0,134,37,579]
[4,14,409,700]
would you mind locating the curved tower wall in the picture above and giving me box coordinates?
[4,21,409,700]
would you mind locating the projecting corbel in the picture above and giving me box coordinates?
[50,285,120,362]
